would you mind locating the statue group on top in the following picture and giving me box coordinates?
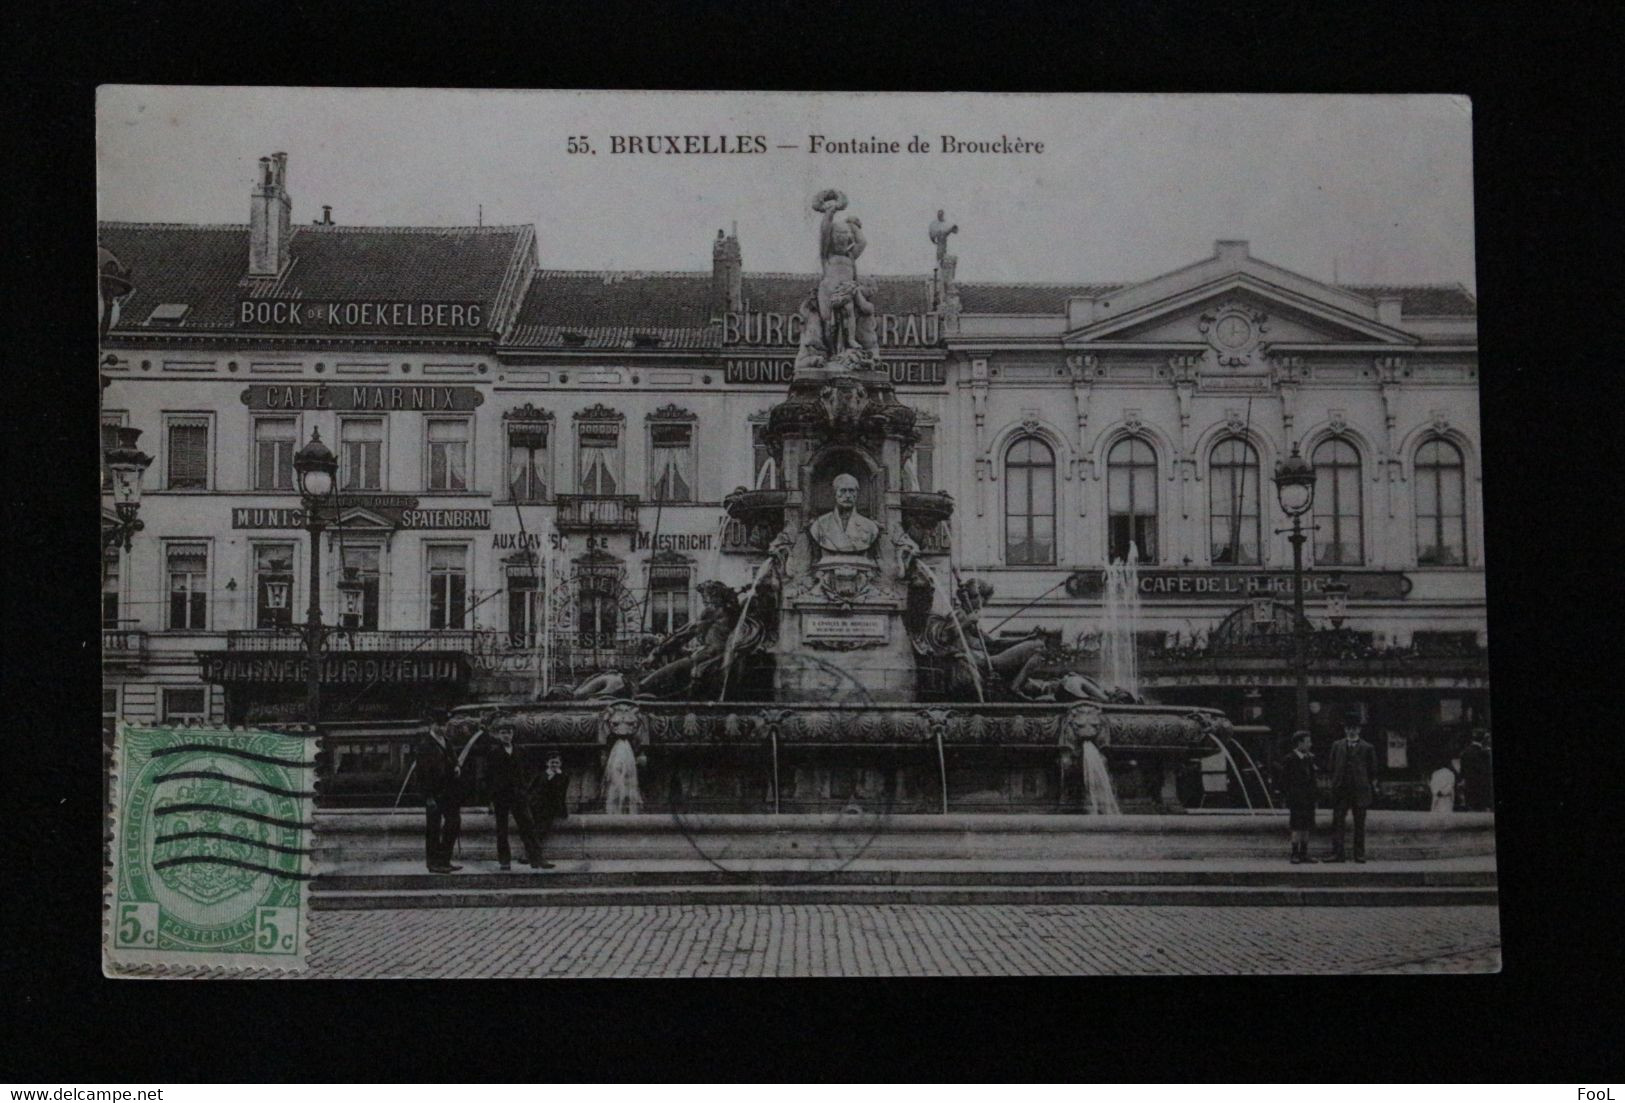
[796,189,881,375]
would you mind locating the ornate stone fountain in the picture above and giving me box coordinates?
[452,191,1230,814]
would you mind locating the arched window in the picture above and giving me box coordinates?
[1209,438,1261,565]
[1415,439,1467,565]
[1312,438,1363,565]
[1107,437,1157,564]
[1004,437,1056,565]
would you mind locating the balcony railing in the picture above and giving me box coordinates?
[554,494,639,532]
[225,629,479,653]
[101,626,148,666]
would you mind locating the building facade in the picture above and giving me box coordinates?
[101,155,1484,797]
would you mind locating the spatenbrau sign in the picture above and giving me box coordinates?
[237,299,485,330]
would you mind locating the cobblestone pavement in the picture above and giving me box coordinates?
[302,905,1501,977]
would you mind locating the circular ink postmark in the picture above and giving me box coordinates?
[663,652,905,885]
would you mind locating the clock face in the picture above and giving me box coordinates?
[1215,314,1252,348]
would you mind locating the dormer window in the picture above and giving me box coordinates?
[146,303,191,326]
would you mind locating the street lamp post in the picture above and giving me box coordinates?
[293,429,339,726]
[1273,443,1317,734]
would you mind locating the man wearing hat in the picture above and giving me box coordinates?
[414,708,462,873]
[1325,709,1380,862]
[1277,730,1320,863]
[485,719,542,870]
[1459,729,1493,812]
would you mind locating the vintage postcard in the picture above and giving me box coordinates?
[98,89,1492,976]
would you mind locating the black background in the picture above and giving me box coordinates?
[9,0,1623,1084]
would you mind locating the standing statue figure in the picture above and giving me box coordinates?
[928,209,959,266]
[813,189,867,360]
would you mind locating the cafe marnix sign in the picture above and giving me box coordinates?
[241,384,484,412]
[1065,569,1412,601]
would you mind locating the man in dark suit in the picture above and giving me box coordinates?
[530,751,570,870]
[1326,712,1380,862]
[414,708,462,873]
[486,719,542,870]
[1277,730,1319,864]
[1460,729,1494,812]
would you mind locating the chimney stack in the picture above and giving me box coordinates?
[712,225,743,313]
[249,152,293,277]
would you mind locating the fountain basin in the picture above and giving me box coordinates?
[444,700,1230,814]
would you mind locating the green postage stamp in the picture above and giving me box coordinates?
[105,724,317,974]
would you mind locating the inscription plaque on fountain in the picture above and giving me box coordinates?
[803,613,888,640]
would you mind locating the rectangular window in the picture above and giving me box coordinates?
[166,543,208,630]
[649,422,694,502]
[161,686,209,724]
[507,563,542,647]
[506,422,549,502]
[749,422,781,490]
[649,563,691,636]
[426,545,468,630]
[166,416,209,489]
[101,412,127,489]
[426,418,469,491]
[913,426,935,492]
[102,547,121,627]
[102,686,119,739]
[253,542,296,629]
[340,417,384,491]
[342,545,382,630]
[578,423,620,495]
[253,416,297,491]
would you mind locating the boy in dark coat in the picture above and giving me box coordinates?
[530,750,570,870]
[1277,730,1319,864]
[486,719,542,870]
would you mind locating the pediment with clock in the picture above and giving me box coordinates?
[1062,242,1420,362]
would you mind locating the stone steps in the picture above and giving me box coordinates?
[312,881,1497,911]
[315,809,1498,865]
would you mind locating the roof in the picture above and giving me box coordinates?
[957,281,1124,314]
[503,270,937,349]
[97,222,533,334]
[1339,283,1477,316]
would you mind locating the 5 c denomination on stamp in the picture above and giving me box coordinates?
[105,724,317,975]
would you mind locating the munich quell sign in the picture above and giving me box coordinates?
[720,308,947,387]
